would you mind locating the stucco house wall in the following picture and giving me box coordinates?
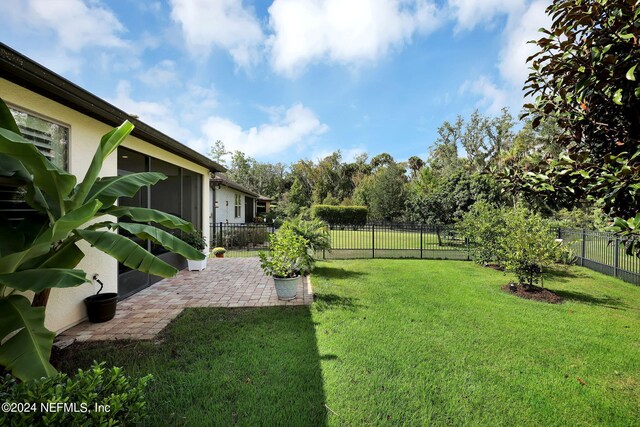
[215,185,252,224]
[0,78,211,334]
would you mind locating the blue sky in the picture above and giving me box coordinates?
[0,0,550,165]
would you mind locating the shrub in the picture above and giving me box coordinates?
[501,206,563,287]
[457,201,507,265]
[281,217,331,272]
[0,362,152,426]
[459,202,562,286]
[181,230,207,252]
[259,228,309,278]
[212,247,226,255]
[311,205,368,225]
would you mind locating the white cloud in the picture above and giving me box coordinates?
[498,0,550,88]
[109,81,192,142]
[0,0,128,52]
[138,60,178,86]
[458,0,551,114]
[448,0,525,32]
[169,0,264,67]
[267,0,441,76]
[459,76,509,114]
[198,104,329,158]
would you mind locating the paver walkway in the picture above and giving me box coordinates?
[56,258,313,345]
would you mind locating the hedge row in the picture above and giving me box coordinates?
[311,205,368,225]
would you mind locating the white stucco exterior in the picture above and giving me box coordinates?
[0,77,211,333]
[213,185,256,224]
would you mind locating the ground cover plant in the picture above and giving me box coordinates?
[52,259,640,426]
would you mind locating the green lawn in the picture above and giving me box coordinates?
[53,260,640,426]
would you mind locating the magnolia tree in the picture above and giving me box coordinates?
[516,0,640,253]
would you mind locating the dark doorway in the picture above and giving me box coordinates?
[245,196,254,223]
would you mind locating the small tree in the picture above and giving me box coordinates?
[457,201,507,266]
[501,207,561,288]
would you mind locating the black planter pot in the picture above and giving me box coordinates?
[84,293,118,323]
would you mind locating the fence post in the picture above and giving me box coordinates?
[614,237,620,278]
[420,223,423,259]
[581,228,586,266]
[219,222,223,247]
[557,227,561,239]
[372,223,375,259]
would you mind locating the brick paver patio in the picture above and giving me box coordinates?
[56,258,313,345]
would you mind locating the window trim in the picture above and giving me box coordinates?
[234,193,242,218]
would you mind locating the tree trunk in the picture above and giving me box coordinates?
[31,288,51,307]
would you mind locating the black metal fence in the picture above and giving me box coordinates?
[210,222,469,260]
[557,228,640,286]
[210,222,640,286]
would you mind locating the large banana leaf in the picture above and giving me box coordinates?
[75,229,178,277]
[87,172,166,207]
[0,200,102,274]
[71,121,134,209]
[107,206,195,233]
[19,241,85,271]
[0,295,56,380]
[0,128,76,204]
[0,99,20,134]
[118,223,205,260]
[0,269,87,292]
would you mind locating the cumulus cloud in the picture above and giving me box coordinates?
[267,0,441,76]
[198,104,329,158]
[457,0,551,114]
[0,0,128,52]
[448,0,525,32]
[498,0,550,88]
[138,60,178,86]
[459,76,510,114]
[169,0,264,67]
[108,81,192,142]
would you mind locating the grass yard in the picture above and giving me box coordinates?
[53,260,640,426]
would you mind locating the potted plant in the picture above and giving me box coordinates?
[84,274,118,323]
[212,247,226,258]
[182,230,208,271]
[259,228,309,300]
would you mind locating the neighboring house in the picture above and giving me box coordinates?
[210,174,270,224]
[0,43,225,333]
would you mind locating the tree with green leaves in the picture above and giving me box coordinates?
[208,140,229,166]
[520,0,640,248]
[0,99,204,381]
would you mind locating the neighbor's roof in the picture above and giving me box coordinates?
[0,43,225,173]
[210,174,261,198]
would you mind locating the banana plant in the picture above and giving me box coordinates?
[0,98,205,381]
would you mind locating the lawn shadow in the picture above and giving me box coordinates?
[553,289,628,310]
[544,266,591,283]
[52,307,329,426]
[314,293,361,312]
[313,265,366,280]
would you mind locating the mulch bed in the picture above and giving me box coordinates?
[485,263,505,271]
[501,283,563,304]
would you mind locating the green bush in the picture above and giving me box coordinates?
[259,228,309,278]
[459,203,561,286]
[311,205,368,225]
[457,201,507,265]
[281,217,331,272]
[0,362,152,426]
[502,206,562,287]
[181,230,207,251]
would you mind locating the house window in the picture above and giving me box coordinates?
[234,193,241,218]
[10,107,69,170]
[0,107,69,224]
